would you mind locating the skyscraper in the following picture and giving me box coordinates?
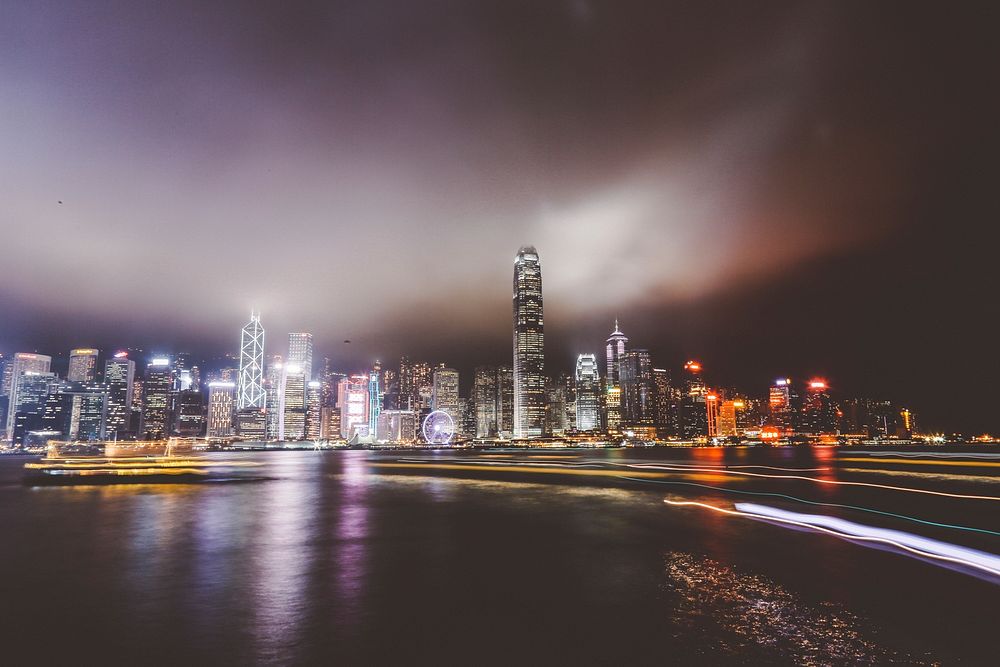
[652,367,676,437]
[512,245,544,438]
[604,321,628,432]
[800,379,837,435]
[287,333,314,382]
[141,358,172,439]
[620,349,655,427]
[678,360,708,439]
[264,355,284,439]
[237,311,266,410]
[574,354,600,431]
[173,389,205,437]
[338,374,370,439]
[207,381,236,439]
[281,364,307,440]
[545,381,568,435]
[473,366,498,437]
[67,348,99,382]
[495,366,514,438]
[367,370,381,438]
[432,366,460,424]
[706,392,720,438]
[398,356,414,410]
[5,353,52,442]
[768,378,798,433]
[104,353,135,439]
[306,380,322,440]
[10,371,58,446]
[605,320,628,387]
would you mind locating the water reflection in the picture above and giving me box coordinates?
[331,451,370,632]
[251,457,317,661]
[662,551,928,664]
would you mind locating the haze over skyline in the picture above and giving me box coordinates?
[1,1,995,432]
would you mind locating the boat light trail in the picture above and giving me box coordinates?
[620,477,1000,537]
[847,451,1000,460]
[628,464,1000,501]
[664,500,1000,580]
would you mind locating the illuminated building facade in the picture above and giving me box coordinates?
[495,366,514,438]
[652,367,676,437]
[287,332,314,381]
[606,385,622,433]
[207,381,236,438]
[5,353,52,442]
[367,371,381,437]
[173,389,204,436]
[706,393,720,437]
[104,354,135,439]
[411,362,432,410]
[237,311,266,410]
[67,348,98,382]
[768,378,798,433]
[718,399,744,437]
[512,245,545,438]
[264,356,284,439]
[545,382,568,435]
[376,410,418,443]
[574,354,600,431]
[678,361,707,439]
[620,349,655,427]
[320,406,341,440]
[338,374,370,439]
[11,372,58,445]
[141,358,172,439]
[306,380,322,439]
[397,356,414,410]
[799,379,837,435]
[604,322,628,431]
[281,364,306,440]
[432,366,460,425]
[473,366,497,437]
[605,321,628,387]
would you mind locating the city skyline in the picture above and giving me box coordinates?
[0,251,979,438]
[0,3,995,434]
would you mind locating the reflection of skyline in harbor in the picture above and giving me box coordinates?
[1,447,997,663]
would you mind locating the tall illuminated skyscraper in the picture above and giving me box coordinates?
[495,366,514,438]
[605,321,628,387]
[207,381,236,439]
[287,333,314,381]
[67,348,99,382]
[432,366,460,424]
[473,366,497,437]
[5,353,52,442]
[574,354,600,432]
[264,355,283,439]
[338,374,369,439]
[237,311,266,410]
[620,349,655,427]
[104,353,135,439]
[280,364,307,440]
[512,245,544,438]
[306,381,322,440]
[141,358,172,439]
[367,370,381,437]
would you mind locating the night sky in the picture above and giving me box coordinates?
[1,2,996,432]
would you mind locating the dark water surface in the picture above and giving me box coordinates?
[0,447,997,665]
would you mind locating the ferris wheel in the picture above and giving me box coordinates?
[422,410,455,445]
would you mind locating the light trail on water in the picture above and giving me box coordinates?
[626,463,1000,501]
[619,476,1000,537]
[664,500,1000,580]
